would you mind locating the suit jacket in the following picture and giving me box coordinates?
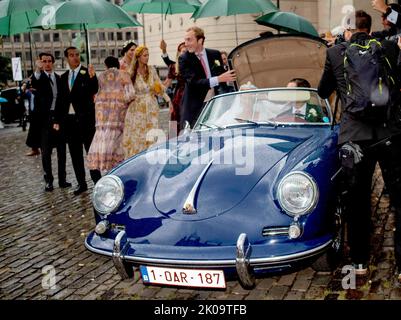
[277,103,324,122]
[318,32,401,145]
[162,54,175,67]
[30,71,62,127]
[56,66,98,139]
[178,48,227,127]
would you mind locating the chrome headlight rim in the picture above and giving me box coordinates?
[93,175,124,216]
[277,171,319,217]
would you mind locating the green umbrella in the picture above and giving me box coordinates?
[32,0,142,64]
[0,0,56,18]
[122,0,201,39]
[0,0,62,72]
[0,9,39,35]
[191,0,278,45]
[255,11,319,38]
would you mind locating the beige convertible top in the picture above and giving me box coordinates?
[229,35,327,89]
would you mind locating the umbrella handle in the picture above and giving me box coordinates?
[83,24,91,66]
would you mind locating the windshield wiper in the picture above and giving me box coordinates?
[233,118,277,128]
[199,122,224,130]
[234,118,259,125]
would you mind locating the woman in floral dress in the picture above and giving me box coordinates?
[87,57,135,182]
[122,46,170,158]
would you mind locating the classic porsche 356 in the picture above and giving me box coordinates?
[85,34,343,289]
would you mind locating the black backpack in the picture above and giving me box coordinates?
[343,38,397,124]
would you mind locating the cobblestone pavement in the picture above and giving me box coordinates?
[1,110,401,300]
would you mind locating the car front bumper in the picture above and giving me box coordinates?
[85,230,332,288]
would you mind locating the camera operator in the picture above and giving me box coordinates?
[318,10,401,284]
[373,0,401,29]
[371,3,401,42]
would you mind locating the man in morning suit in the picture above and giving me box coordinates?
[31,52,71,192]
[178,26,236,129]
[55,47,99,196]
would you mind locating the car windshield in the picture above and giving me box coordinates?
[193,88,331,130]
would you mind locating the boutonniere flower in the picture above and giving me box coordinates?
[308,108,318,117]
[80,70,86,75]
[214,60,221,67]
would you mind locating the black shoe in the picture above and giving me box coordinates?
[45,182,54,192]
[73,184,88,196]
[59,181,72,188]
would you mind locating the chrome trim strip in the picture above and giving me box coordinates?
[182,159,214,214]
[86,237,332,267]
[236,233,255,288]
[262,227,290,236]
[112,231,130,279]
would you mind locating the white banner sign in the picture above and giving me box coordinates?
[11,57,23,82]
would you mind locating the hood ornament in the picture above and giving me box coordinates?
[182,159,214,215]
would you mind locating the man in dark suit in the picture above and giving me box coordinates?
[31,52,71,192]
[283,78,324,123]
[55,47,99,196]
[318,10,401,282]
[178,26,236,129]
[220,51,235,94]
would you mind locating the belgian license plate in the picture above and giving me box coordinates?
[140,265,226,289]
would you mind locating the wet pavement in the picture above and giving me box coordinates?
[1,111,401,300]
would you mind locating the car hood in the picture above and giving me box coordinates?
[229,34,327,89]
[149,128,316,221]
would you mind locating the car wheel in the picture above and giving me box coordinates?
[312,200,345,272]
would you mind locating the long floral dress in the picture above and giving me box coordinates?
[122,66,169,158]
[87,68,135,172]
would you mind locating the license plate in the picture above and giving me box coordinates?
[140,265,226,289]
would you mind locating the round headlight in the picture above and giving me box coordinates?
[277,171,318,216]
[92,175,124,215]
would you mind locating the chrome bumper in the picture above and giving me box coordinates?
[86,231,332,283]
[236,233,255,288]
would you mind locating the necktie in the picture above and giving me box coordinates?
[48,73,54,85]
[294,112,305,118]
[197,52,208,77]
[70,70,75,89]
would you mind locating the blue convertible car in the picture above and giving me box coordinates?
[85,34,343,289]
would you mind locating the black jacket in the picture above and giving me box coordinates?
[318,32,401,145]
[55,66,98,139]
[178,48,227,127]
[30,71,62,126]
[162,54,175,67]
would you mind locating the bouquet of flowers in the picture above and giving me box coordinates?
[151,81,163,96]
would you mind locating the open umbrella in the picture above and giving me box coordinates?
[191,0,278,45]
[32,0,142,64]
[255,11,319,38]
[122,0,201,39]
[0,0,62,73]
